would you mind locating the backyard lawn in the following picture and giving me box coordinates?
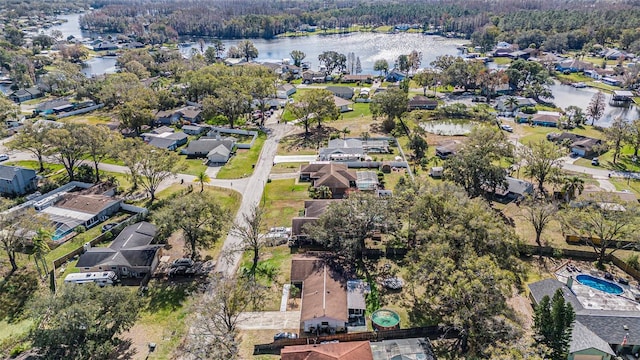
[574,145,640,172]
[262,179,309,228]
[217,133,266,179]
[517,124,604,145]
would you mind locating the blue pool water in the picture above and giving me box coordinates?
[576,274,624,295]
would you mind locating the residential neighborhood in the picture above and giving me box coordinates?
[2,1,640,360]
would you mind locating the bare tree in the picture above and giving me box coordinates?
[586,91,606,125]
[230,206,266,277]
[521,198,558,254]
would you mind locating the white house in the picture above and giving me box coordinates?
[276,84,297,99]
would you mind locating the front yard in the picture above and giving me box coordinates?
[262,179,309,228]
[217,133,267,179]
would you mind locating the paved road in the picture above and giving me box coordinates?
[214,121,294,276]
[273,155,317,164]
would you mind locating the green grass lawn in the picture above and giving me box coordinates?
[5,160,63,174]
[217,133,266,179]
[555,72,593,84]
[238,245,293,311]
[0,318,33,350]
[610,178,640,197]
[341,102,373,120]
[518,124,604,146]
[262,179,309,228]
[59,114,112,125]
[179,158,208,177]
[271,162,306,174]
[492,57,512,65]
[373,25,393,32]
[574,145,640,172]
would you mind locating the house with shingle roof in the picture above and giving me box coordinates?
[281,341,373,360]
[76,222,162,279]
[299,163,356,198]
[182,137,236,165]
[528,278,640,359]
[0,165,37,196]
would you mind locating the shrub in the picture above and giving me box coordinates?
[74,225,86,234]
[10,343,30,357]
[627,254,640,271]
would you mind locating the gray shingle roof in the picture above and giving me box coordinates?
[184,139,234,155]
[110,222,156,250]
[0,165,36,181]
[570,321,615,355]
[576,314,640,346]
[527,278,584,311]
[148,137,177,149]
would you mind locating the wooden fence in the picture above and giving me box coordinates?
[253,326,456,355]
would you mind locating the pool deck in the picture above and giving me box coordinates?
[556,266,640,312]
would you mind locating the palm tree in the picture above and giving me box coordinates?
[31,228,52,278]
[196,171,210,193]
[504,96,519,113]
[562,176,585,203]
[341,127,351,140]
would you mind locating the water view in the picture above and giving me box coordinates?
[420,119,479,136]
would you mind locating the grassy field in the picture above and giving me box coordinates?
[492,57,512,65]
[238,245,293,311]
[271,162,306,174]
[179,158,209,177]
[518,124,604,145]
[574,145,640,172]
[610,177,640,197]
[59,114,113,125]
[262,179,309,228]
[217,133,266,179]
[5,160,64,174]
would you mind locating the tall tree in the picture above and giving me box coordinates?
[561,194,640,267]
[46,124,87,182]
[184,276,264,359]
[355,56,362,74]
[533,289,575,360]
[605,117,630,164]
[6,121,53,173]
[31,228,53,279]
[373,59,389,76]
[230,206,266,277]
[0,207,50,273]
[30,284,142,359]
[305,193,397,263]
[521,198,558,252]
[202,86,252,129]
[81,125,120,183]
[289,50,306,67]
[289,89,339,136]
[396,54,410,73]
[409,133,428,160]
[129,144,184,201]
[249,74,276,126]
[369,88,408,132]
[408,50,422,74]
[318,51,346,75]
[444,127,513,198]
[521,140,566,193]
[627,118,640,157]
[236,40,259,62]
[586,91,606,125]
[564,105,586,127]
[413,70,437,96]
[154,192,227,259]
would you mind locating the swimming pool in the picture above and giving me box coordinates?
[576,274,624,295]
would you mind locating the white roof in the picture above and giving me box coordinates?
[41,206,94,222]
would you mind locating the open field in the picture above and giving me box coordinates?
[262,179,309,228]
[217,133,266,179]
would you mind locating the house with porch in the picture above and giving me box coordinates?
[435,140,462,159]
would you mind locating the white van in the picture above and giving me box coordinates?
[64,271,118,286]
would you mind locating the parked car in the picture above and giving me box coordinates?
[0,154,9,162]
[171,258,194,268]
[274,332,298,341]
[591,157,600,166]
[101,223,118,233]
[500,124,513,132]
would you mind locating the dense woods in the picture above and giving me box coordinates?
[76,0,640,49]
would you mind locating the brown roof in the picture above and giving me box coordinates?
[408,95,438,106]
[291,256,348,323]
[333,96,353,107]
[342,75,372,81]
[281,341,373,360]
[301,163,356,191]
[291,200,339,236]
[55,194,119,214]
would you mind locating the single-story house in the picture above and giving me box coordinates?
[492,48,514,57]
[318,147,364,162]
[34,98,71,114]
[555,59,594,73]
[155,110,181,125]
[435,141,461,159]
[324,138,389,155]
[9,87,43,103]
[341,74,373,84]
[487,176,534,201]
[327,86,355,100]
[302,70,326,83]
[291,199,339,243]
[548,132,603,157]
[333,96,353,112]
[509,50,531,60]
[408,96,438,111]
[494,96,536,112]
[529,278,640,359]
[76,222,162,279]
[0,165,38,196]
[93,41,118,51]
[176,106,202,123]
[602,49,625,60]
[577,189,639,204]
[182,138,236,165]
[299,163,357,198]
[530,111,561,127]
[601,77,621,87]
[143,131,189,151]
[149,126,174,135]
[385,69,407,82]
[356,171,379,191]
[36,188,122,239]
[282,341,373,360]
[181,124,206,135]
[276,84,296,99]
[291,256,349,334]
